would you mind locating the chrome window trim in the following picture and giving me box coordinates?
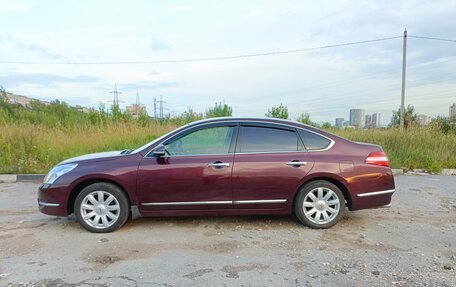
[161,153,233,158]
[233,199,287,204]
[356,189,395,197]
[143,119,336,158]
[235,150,309,155]
[148,150,311,158]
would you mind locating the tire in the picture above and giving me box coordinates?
[294,180,345,229]
[74,182,129,233]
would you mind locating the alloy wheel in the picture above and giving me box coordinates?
[302,187,340,225]
[80,191,120,229]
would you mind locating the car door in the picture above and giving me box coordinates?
[231,123,314,209]
[137,123,237,211]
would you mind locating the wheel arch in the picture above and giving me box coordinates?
[67,177,131,214]
[292,175,353,211]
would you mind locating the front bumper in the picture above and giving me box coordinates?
[37,183,70,216]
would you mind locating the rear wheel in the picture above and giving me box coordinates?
[294,180,345,229]
[74,182,129,233]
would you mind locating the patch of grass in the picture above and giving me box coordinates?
[333,127,456,173]
[0,122,176,173]
[1,123,455,174]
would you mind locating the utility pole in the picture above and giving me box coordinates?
[157,95,166,120]
[109,83,122,106]
[400,29,407,130]
[136,92,140,115]
[153,97,157,119]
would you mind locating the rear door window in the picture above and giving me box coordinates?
[298,129,332,151]
[239,126,303,153]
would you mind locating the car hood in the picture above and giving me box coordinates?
[59,151,123,165]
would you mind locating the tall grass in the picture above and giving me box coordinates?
[1,122,455,173]
[0,96,455,173]
[0,122,175,173]
[334,127,456,172]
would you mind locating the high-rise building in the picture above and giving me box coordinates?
[450,103,456,117]
[335,118,344,129]
[365,114,372,129]
[371,113,381,128]
[349,109,365,129]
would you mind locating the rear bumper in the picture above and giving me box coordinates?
[356,189,395,197]
[37,184,70,216]
[351,188,395,211]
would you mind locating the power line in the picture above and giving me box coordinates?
[0,36,402,65]
[409,35,456,43]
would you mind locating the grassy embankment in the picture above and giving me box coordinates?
[1,123,455,174]
[0,98,455,173]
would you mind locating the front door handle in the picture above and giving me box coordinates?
[208,162,230,168]
[286,161,307,167]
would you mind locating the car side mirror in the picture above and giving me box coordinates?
[152,144,166,157]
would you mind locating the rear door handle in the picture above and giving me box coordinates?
[208,162,230,168]
[286,161,307,166]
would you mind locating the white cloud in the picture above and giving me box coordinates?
[0,0,28,12]
[1,0,456,125]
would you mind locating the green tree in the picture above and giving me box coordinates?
[321,122,333,129]
[205,102,232,118]
[137,110,150,127]
[430,115,456,134]
[391,105,419,129]
[297,112,318,127]
[181,106,203,123]
[266,103,288,119]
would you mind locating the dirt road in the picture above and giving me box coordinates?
[0,175,455,286]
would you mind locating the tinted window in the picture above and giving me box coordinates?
[165,126,234,155]
[298,129,332,150]
[240,126,302,153]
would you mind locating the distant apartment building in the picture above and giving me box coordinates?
[418,114,430,126]
[126,104,147,118]
[450,103,456,117]
[364,114,372,129]
[371,113,381,128]
[335,118,344,129]
[349,109,365,129]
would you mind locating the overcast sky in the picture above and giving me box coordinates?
[1,0,455,125]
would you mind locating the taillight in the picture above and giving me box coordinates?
[365,151,390,167]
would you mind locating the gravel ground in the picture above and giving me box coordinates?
[0,175,455,287]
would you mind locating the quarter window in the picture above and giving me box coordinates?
[239,126,302,153]
[298,129,332,150]
[165,126,234,156]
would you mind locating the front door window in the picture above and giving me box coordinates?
[165,126,234,156]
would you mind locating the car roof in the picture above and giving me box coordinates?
[187,117,310,128]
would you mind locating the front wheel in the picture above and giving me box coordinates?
[74,182,129,233]
[294,180,345,229]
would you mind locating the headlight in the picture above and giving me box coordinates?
[43,163,78,184]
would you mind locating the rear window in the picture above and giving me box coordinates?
[240,126,303,153]
[298,129,332,151]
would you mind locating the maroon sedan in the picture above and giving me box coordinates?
[38,117,395,233]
